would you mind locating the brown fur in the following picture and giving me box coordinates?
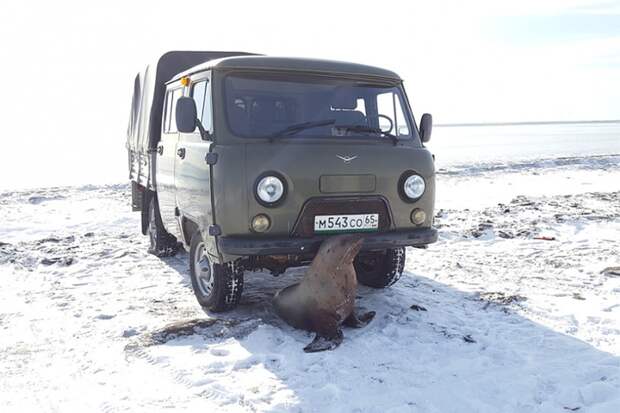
[273,234,370,351]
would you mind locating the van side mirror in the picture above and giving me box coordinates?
[419,113,432,143]
[176,97,197,133]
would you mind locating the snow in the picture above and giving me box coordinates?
[1,155,619,412]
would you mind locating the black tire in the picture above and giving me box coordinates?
[354,248,406,288]
[189,231,244,312]
[147,196,178,257]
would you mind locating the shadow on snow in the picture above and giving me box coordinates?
[135,250,620,412]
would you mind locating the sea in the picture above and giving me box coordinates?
[0,121,618,191]
[427,121,620,171]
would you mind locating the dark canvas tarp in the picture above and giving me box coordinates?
[127,51,254,187]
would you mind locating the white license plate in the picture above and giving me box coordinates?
[314,213,379,234]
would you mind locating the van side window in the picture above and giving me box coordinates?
[164,88,183,133]
[192,79,213,132]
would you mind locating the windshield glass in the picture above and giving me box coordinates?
[224,72,414,139]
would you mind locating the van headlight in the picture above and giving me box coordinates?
[256,175,285,206]
[403,174,425,200]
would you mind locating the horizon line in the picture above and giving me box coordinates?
[435,119,620,127]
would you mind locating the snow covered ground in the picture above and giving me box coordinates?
[1,155,619,412]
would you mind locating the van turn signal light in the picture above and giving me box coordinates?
[181,76,190,86]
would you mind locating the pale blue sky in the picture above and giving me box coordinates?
[0,0,618,188]
[491,13,619,45]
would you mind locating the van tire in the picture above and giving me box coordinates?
[189,231,244,312]
[354,248,405,288]
[147,196,178,257]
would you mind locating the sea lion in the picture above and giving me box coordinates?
[273,234,376,352]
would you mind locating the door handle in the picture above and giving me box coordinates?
[157,145,163,155]
[177,148,186,159]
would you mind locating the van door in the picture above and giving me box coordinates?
[156,85,184,237]
[175,74,215,245]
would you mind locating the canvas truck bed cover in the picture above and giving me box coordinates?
[127,50,255,188]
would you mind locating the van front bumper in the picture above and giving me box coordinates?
[217,227,438,256]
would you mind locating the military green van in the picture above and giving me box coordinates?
[127,51,437,312]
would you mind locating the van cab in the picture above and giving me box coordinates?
[127,51,437,312]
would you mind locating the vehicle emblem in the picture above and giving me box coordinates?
[336,155,358,164]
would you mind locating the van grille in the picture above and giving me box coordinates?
[291,196,392,237]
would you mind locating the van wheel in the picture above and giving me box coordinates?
[189,232,244,312]
[147,196,178,257]
[354,248,405,288]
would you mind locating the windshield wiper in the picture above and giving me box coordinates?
[258,119,336,140]
[337,125,399,145]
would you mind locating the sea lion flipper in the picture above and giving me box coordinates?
[303,309,343,352]
[343,310,376,328]
[303,329,344,353]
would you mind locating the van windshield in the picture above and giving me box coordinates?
[224,72,414,140]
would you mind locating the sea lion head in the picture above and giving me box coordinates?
[316,234,365,267]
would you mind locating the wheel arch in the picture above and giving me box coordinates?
[182,217,200,247]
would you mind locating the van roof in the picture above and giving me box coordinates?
[169,56,402,83]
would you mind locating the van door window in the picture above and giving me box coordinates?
[164,87,183,133]
[192,81,206,122]
[191,80,212,132]
[377,92,410,136]
[163,90,173,132]
[202,81,213,131]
